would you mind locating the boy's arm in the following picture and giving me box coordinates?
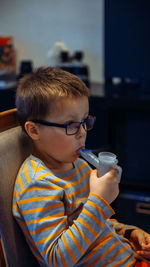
[13,179,114,267]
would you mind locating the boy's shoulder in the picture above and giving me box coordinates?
[16,154,51,185]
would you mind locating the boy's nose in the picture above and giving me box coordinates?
[76,124,86,138]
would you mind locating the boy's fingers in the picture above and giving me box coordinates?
[138,232,147,247]
[142,244,150,250]
[110,168,119,175]
[91,168,118,177]
[137,250,150,259]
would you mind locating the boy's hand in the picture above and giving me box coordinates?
[89,168,119,204]
[130,229,150,260]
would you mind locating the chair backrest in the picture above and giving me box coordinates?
[0,108,19,132]
[0,109,40,267]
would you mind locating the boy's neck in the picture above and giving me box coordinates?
[32,150,74,173]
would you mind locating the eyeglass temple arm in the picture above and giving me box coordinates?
[31,119,67,128]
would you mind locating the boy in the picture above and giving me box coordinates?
[13,67,150,266]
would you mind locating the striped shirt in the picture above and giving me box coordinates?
[13,155,137,267]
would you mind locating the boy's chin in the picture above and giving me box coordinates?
[65,153,79,162]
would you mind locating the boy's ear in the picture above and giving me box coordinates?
[24,121,40,140]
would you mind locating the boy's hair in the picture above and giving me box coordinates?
[16,67,90,131]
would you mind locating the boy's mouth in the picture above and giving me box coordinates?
[75,146,85,156]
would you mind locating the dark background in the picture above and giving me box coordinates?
[88,0,150,232]
[105,0,150,82]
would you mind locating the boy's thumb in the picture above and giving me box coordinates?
[139,232,146,247]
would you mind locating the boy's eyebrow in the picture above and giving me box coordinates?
[64,112,89,122]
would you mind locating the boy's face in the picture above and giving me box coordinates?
[34,96,89,170]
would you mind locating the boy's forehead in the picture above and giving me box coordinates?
[46,96,89,120]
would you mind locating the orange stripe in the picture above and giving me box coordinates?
[124,258,136,267]
[37,166,46,172]
[122,227,136,237]
[38,227,66,248]
[101,238,119,256]
[67,228,85,255]
[31,159,47,173]
[63,169,91,190]
[20,184,60,195]
[36,255,43,262]
[78,217,98,237]
[45,240,57,265]
[0,238,7,265]
[84,233,115,263]
[85,232,113,254]
[85,240,133,267]
[17,195,60,205]
[24,160,31,183]
[67,183,89,198]
[87,199,108,220]
[29,217,66,236]
[23,228,39,248]
[72,224,91,246]
[75,196,88,206]
[22,202,63,215]
[20,212,64,226]
[103,246,135,267]
[65,197,87,209]
[110,252,135,267]
[64,161,88,181]
[61,234,77,264]
[18,173,24,191]
[82,209,104,228]
[36,172,52,181]
[47,176,62,184]
[12,203,20,212]
[31,159,37,172]
[111,221,124,229]
[109,218,118,223]
[18,165,23,175]
[90,192,115,215]
[13,190,19,198]
[85,240,120,266]
[53,254,58,267]
[57,246,68,266]
[48,249,58,267]
[109,219,124,234]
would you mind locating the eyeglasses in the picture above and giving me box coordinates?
[31,115,96,135]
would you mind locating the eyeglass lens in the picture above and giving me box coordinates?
[86,117,95,130]
[67,116,95,135]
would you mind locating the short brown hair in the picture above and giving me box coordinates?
[16,67,90,131]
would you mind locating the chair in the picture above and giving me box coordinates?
[0,109,40,267]
[0,238,6,267]
[0,108,19,132]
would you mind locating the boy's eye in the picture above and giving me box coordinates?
[65,115,95,135]
[68,122,79,130]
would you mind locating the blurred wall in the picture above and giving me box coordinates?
[0,0,104,83]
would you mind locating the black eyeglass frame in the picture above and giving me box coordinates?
[31,115,96,136]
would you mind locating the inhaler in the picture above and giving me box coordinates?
[78,149,122,182]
